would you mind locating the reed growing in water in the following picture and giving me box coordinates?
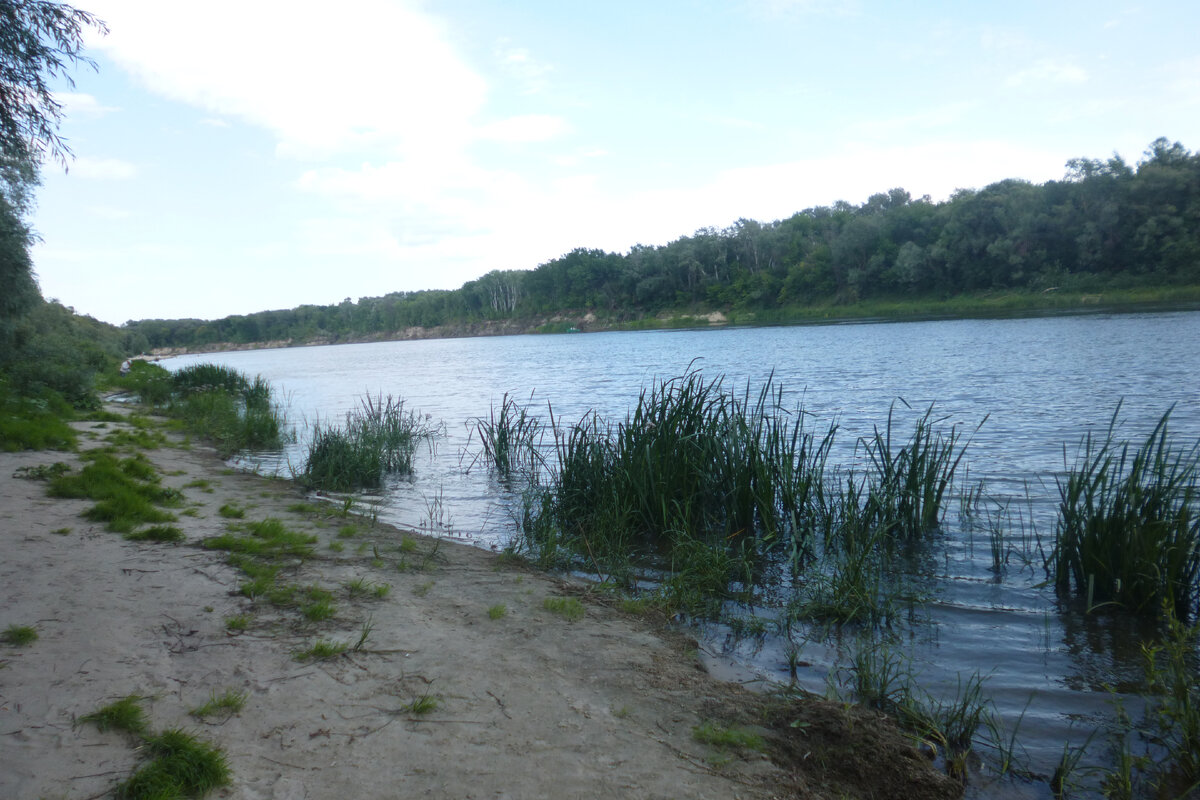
[514,369,835,597]
[1049,407,1200,620]
[299,394,437,491]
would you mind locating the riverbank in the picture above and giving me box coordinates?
[143,284,1200,358]
[0,407,958,799]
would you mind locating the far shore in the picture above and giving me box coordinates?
[143,285,1200,359]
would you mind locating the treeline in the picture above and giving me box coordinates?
[129,138,1200,350]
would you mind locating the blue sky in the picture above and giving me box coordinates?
[29,0,1200,325]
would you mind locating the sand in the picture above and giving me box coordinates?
[0,409,958,800]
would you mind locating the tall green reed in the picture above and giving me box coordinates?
[1050,406,1200,619]
[472,391,544,478]
[299,394,437,491]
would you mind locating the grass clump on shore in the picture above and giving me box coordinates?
[2,624,38,646]
[1049,407,1200,620]
[298,394,437,491]
[48,450,181,534]
[79,695,150,736]
[189,689,247,720]
[115,728,230,800]
[115,361,289,457]
[543,596,585,621]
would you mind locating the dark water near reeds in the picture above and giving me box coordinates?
[166,311,1200,795]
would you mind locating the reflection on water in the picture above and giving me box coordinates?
[166,311,1200,791]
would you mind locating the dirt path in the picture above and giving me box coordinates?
[0,411,958,800]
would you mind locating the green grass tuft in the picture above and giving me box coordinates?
[2,624,38,646]
[79,695,148,736]
[114,728,230,799]
[189,689,247,720]
[542,596,585,621]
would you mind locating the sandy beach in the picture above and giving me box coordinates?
[0,409,956,800]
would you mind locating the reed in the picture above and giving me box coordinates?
[299,394,436,491]
[517,369,834,603]
[859,403,977,541]
[472,391,544,477]
[1049,407,1200,619]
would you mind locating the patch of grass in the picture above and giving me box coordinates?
[294,639,348,661]
[115,728,230,799]
[48,451,181,533]
[487,603,507,620]
[203,518,316,559]
[402,693,440,715]
[0,390,77,451]
[328,540,344,552]
[224,614,251,632]
[79,695,148,736]
[189,689,247,720]
[372,583,390,599]
[13,461,71,480]
[692,721,766,752]
[124,525,185,544]
[543,596,585,621]
[300,599,336,622]
[2,624,38,646]
[337,524,357,538]
[217,503,244,519]
[398,535,418,553]
[413,581,433,597]
[286,501,322,514]
[52,526,71,535]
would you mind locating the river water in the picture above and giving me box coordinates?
[166,310,1200,794]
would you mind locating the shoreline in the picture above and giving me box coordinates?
[142,290,1200,359]
[0,407,958,799]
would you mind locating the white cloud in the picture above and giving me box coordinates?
[496,45,554,94]
[1005,59,1088,88]
[86,0,487,158]
[71,156,138,179]
[476,114,570,143]
[199,117,230,128]
[57,92,118,118]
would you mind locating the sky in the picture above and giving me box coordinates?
[28,0,1200,326]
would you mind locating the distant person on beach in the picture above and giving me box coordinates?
[120,359,132,375]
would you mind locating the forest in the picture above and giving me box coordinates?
[127,138,1200,351]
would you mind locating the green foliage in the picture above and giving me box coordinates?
[114,728,230,800]
[0,382,77,451]
[542,596,585,621]
[298,394,437,491]
[692,722,766,753]
[203,517,316,559]
[189,689,247,720]
[113,361,289,456]
[1050,407,1200,619]
[294,639,348,661]
[48,451,180,533]
[472,391,543,477]
[124,525,185,544]
[79,695,148,736]
[1,624,37,646]
[487,603,507,619]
